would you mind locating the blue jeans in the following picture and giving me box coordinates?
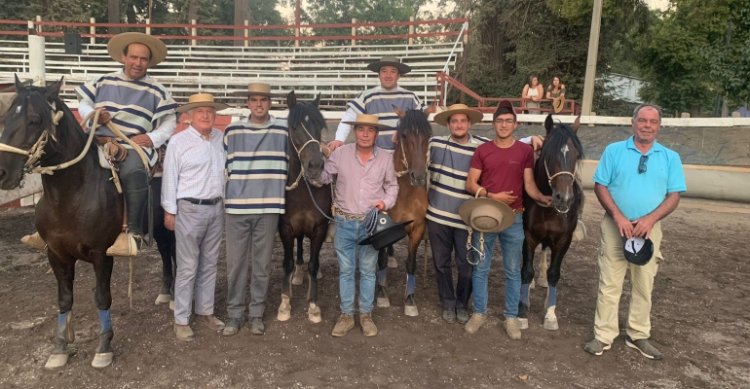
[334,216,379,315]
[470,214,524,318]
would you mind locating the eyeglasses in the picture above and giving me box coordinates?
[638,155,648,174]
[494,118,516,125]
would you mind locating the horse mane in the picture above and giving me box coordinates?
[287,101,325,140]
[397,109,432,137]
[540,122,584,166]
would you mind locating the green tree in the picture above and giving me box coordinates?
[305,0,428,45]
[458,0,649,115]
[637,0,750,116]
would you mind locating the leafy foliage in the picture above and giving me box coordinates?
[457,0,649,115]
[638,0,750,115]
[305,0,428,44]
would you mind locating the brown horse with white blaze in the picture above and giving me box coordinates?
[376,109,431,316]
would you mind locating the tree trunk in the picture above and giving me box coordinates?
[108,0,121,34]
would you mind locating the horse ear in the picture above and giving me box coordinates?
[544,114,554,134]
[287,90,297,108]
[313,94,320,107]
[393,105,405,119]
[45,77,64,99]
[14,74,24,90]
[572,114,581,134]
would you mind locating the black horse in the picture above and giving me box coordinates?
[149,172,176,307]
[0,78,121,369]
[276,91,332,324]
[519,114,583,331]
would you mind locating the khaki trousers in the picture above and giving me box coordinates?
[593,214,663,344]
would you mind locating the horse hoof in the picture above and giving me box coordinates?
[404,305,418,317]
[307,303,322,324]
[316,270,323,280]
[543,318,559,331]
[376,296,390,308]
[387,256,398,268]
[277,296,291,322]
[44,353,69,370]
[91,352,113,368]
[291,265,304,286]
[168,300,175,311]
[518,318,529,330]
[154,293,171,305]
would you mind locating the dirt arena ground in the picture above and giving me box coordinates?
[0,191,748,388]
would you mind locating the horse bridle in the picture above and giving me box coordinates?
[394,137,429,182]
[542,159,579,214]
[285,120,323,191]
[0,99,69,175]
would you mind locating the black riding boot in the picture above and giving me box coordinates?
[121,169,149,238]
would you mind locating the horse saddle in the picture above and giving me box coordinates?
[96,138,128,169]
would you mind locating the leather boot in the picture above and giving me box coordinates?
[107,166,149,257]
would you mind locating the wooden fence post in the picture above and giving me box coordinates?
[89,18,96,45]
[244,19,249,48]
[351,18,357,47]
[191,19,197,46]
[408,16,414,46]
[145,19,151,35]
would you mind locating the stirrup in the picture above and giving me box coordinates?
[106,233,140,257]
[21,232,47,251]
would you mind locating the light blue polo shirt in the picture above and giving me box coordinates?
[593,136,686,220]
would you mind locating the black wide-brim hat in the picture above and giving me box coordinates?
[622,236,654,266]
[358,212,413,250]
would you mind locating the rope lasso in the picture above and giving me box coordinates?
[465,189,486,266]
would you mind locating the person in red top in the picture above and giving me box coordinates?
[464,100,551,339]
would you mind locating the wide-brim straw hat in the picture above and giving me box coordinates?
[233,82,277,97]
[177,93,231,113]
[342,114,393,131]
[107,32,167,66]
[434,103,484,126]
[458,198,515,233]
[367,56,411,75]
[553,96,566,113]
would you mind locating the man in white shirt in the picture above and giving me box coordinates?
[161,93,228,342]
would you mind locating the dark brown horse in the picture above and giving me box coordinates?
[0,78,121,369]
[276,91,332,323]
[375,109,431,316]
[519,114,583,331]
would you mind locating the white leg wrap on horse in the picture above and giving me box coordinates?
[277,295,292,321]
[91,352,114,368]
[307,302,322,324]
[44,353,70,370]
[543,305,559,331]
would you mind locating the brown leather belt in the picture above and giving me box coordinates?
[333,208,366,221]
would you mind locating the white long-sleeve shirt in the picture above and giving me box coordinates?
[161,126,226,214]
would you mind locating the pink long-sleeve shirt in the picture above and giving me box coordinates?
[318,143,399,215]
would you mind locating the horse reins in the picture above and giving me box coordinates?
[0,105,151,176]
[395,140,409,178]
